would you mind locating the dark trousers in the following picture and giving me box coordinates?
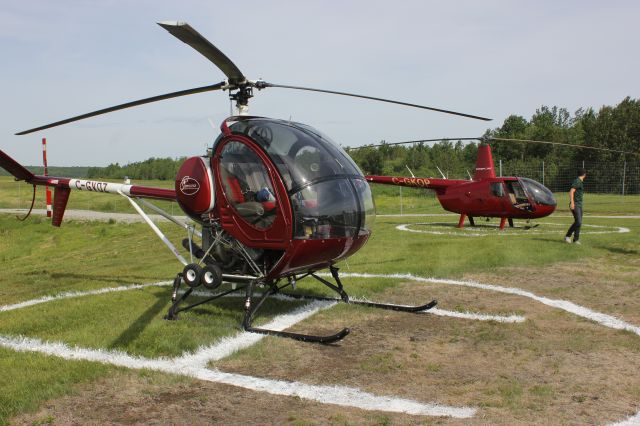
[566,205,583,241]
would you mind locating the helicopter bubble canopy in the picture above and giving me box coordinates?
[519,177,556,206]
[219,116,375,240]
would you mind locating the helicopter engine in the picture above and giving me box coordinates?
[175,156,215,219]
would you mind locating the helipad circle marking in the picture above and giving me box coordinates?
[396,221,630,237]
[0,274,638,423]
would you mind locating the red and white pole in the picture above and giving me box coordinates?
[42,138,52,217]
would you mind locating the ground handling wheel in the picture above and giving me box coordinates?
[201,264,223,290]
[182,263,203,288]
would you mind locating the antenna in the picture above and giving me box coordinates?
[435,165,446,179]
[467,170,473,180]
[41,138,52,218]
[405,165,416,177]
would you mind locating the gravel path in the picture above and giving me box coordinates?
[0,209,189,223]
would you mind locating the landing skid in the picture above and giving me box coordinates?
[164,266,437,344]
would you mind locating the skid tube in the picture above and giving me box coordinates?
[165,266,437,344]
[242,266,437,344]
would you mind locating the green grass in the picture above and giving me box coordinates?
[0,176,176,214]
[3,175,639,216]
[342,215,639,278]
[0,176,638,424]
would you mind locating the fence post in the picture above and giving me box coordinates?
[542,161,545,186]
[622,161,627,196]
[399,186,403,215]
[499,159,502,177]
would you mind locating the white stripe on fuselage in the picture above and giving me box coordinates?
[68,179,132,196]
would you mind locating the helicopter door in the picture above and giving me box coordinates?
[215,138,291,248]
[505,180,532,211]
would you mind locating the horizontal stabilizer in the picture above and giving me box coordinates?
[0,149,34,181]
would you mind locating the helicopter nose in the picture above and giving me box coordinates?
[534,203,556,218]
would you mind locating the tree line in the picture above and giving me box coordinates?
[347,97,639,180]
[82,97,638,184]
[86,157,187,180]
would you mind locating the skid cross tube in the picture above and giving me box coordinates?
[291,266,438,313]
[165,276,248,320]
[242,280,350,344]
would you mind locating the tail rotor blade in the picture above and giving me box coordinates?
[158,21,246,84]
[257,82,492,121]
[16,82,226,135]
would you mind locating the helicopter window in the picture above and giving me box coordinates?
[354,178,375,234]
[490,182,505,197]
[229,119,362,191]
[505,180,531,211]
[291,179,360,239]
[219,141,277,229]
[520,177,557,206]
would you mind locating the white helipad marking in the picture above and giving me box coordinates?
[376,213,640,220]
[610,410,640,426]
[334,273,640,336]
[0,281,172,313]
[0,282,476,418]
[396,222,630,237]
[427,308,525,323]
[177,299,337,366]
[0,334,473,418]
[1,274,639,422]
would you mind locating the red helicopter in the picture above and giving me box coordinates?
[364,136,630,229]
[0,22,491,343]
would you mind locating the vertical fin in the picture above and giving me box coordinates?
[474,144,496,180]
[52,187,71,227]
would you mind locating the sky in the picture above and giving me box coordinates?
[1,0,638,166]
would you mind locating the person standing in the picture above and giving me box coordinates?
[565,168,586,244]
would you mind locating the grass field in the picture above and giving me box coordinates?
[2,175,640,216]
[0,178,639,424]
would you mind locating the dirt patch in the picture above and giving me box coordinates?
[214,277,640,425]
[11,261,640,425]
[11,372,430,426]
[466,255,640,324]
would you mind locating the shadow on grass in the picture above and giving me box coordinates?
[593,245,639,256]
[108,293,168,350]
[42,272,163,285]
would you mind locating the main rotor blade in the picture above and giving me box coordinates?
[15,82,226,135]
[488,137,636,155]
[158,21,245,84]
[257,82,492,121]
[353,137,481,149]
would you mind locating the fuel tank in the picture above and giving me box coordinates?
[175,156,215,216]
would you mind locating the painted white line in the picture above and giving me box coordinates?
[191,367,475,417]
[2,275,638,422]
[427,308,525,323]
[610,410,640,426]
[0,282,476,418]
[177,299,337,367]
[396,222,630,237]
[0,281,172,313]
[345,296,525,323]
[334,273,640,337]
[376,213,640,219]
[0,334,474,418]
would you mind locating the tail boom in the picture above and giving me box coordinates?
[1,148,176,226]
[365,175,464,191]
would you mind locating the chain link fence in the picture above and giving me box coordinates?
[496,160,639,195]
